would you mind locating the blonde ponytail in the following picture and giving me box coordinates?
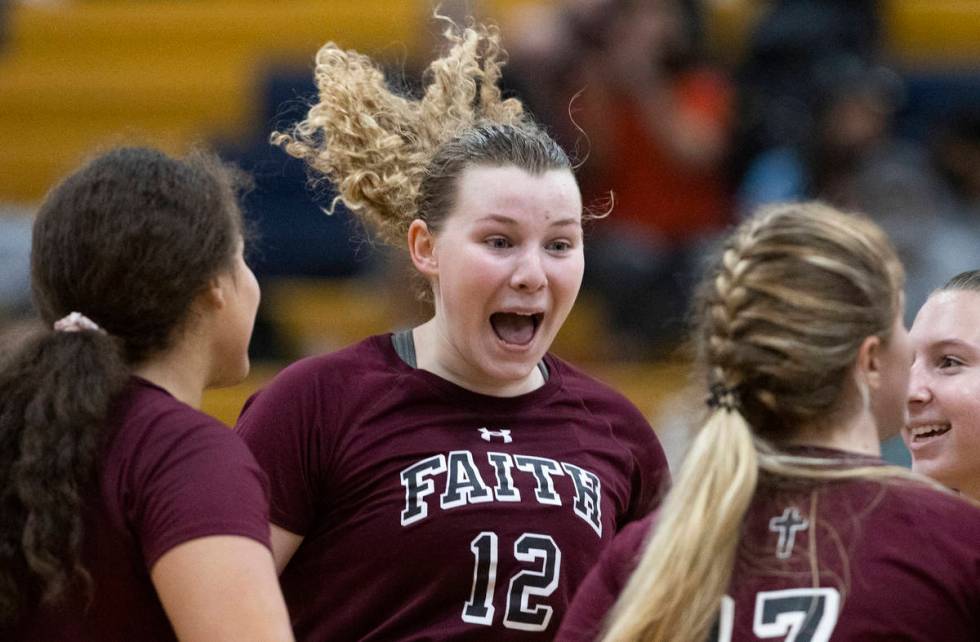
[601,407,757,641]
[599,203,938,641]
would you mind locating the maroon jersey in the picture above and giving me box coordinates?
[557,448,980,641]
[6,378,271,642]
[236,333,669,641]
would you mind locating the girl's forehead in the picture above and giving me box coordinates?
[913,290,980,344]
[452,166,582,219]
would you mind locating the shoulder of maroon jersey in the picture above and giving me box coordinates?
[600,511,657,579]
[878,480,980,527]
[546,354,624,403]
[546,353,649,426]
[238,334,407,430]
[118,378,220,428]
[112,381,241,454]
[268,333,400,388]
[812,477,980,552]
[616,511,657,551]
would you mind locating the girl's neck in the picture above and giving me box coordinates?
[412,321,544,397]
[781,411,882,457]
[131,337,210,408]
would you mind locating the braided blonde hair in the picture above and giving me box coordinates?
[272,18,569,250]
[601,202,946,641]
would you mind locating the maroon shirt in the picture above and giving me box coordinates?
[6,378,271,641]
[557,448,980,641]
[236,333,669,641]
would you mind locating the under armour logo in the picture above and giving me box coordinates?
[479,427,512,443]
[769,507,809,559]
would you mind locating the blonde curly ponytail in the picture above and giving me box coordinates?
[272,18,547,248]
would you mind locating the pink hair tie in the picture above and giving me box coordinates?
[53,312,104,334]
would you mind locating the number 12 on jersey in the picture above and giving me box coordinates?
[463,531,562,632]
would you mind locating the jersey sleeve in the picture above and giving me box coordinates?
[130,412,272,570]
[559,358,672,527]
[556,514,653,641]
[621,412,670,525]
[590,388,670,526]
[235,358,334,536]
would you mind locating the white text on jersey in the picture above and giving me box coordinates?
[400,450,603,536]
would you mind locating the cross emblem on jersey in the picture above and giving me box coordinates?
[769,507,809,559]
[478,427,512,443]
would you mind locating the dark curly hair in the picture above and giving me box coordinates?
[0,147,247,622]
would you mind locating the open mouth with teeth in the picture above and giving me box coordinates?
[490,312,543,346]
[909,424,952,443]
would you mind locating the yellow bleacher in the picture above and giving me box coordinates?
[0,0,551,204]
[883,0,980,67]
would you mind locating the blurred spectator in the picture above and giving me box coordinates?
[508,0,734,358]
[729,0,980,325]
[909,107,980,304]
[735,57,980,322]
[737,56,907,214]
[933,108,980,217]
[730,0,881,182]
[849,140,949,317]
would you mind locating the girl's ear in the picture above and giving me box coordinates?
[856,334,884,392]
[199,274,228,311]
[408,219,438,278]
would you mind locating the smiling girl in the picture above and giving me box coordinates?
[558,204,980,642]
[906,270,980,499]
[234,19,669,641]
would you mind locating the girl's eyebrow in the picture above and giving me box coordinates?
[928,338,977,353]
[476,214,581,227]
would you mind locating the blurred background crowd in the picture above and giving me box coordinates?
[1,0,979,465]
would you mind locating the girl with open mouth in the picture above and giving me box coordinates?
[235,17,670,641]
